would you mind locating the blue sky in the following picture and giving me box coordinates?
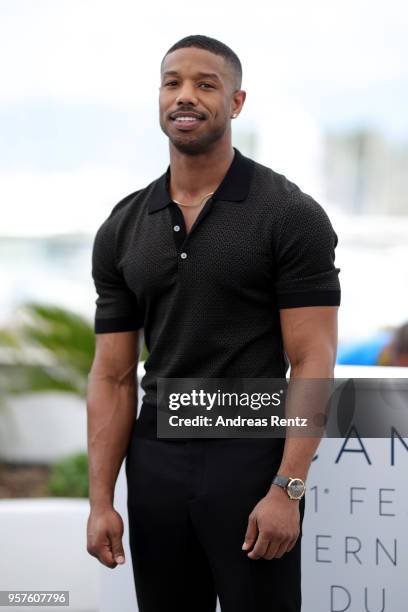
[1,0,407,235]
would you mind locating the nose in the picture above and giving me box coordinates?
[175,82,198,106]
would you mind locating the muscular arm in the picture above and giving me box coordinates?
[273,304,338,482]
[87,330,140,507]
[86,330,140,567]
[244,305,338,561]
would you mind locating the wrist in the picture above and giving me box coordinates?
[89,492,114,511]
[270,474,306,500]
[267,484,299,502]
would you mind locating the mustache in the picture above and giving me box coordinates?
[169,108,207,120]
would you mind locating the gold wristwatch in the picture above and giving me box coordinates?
[271,475,306,500]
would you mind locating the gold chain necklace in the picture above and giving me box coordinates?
[172,192,214,208]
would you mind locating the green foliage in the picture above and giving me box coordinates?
[0,300,147,402]
[0,302,95,398]
[22,302,95,375]
[47,452,89,498]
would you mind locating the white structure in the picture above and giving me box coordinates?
[0,499,99,612]
[0,392,86,463]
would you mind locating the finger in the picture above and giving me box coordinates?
[273,539,291,559]
[111,534,126,565]
[263,541,277,560]
[285,534,300,554]
[247,534,270,560]
[263,539,281,560]
[100,540,117,568]
[87,535,115,568]
[242,515,258,551]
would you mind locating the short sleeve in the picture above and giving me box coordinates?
[274,190,341,309]
[91,220,144,333]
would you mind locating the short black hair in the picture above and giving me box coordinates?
[161,34,242,90]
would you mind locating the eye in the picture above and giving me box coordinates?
[199,83,214,89]
[164,81,178,87]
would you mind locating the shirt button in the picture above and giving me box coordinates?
[180,252,188,260]
[173,225,181,232]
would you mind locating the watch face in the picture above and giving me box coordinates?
[288,478,305,499]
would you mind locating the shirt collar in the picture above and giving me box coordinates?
[147,147,255,214]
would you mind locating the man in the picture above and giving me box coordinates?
[86,34,341,612]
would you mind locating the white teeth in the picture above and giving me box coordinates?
[175,116,199,121]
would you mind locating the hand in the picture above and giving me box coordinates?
[242,486,300,560]
[87,506,126,568]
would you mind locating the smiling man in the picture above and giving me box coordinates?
[86,35,341,612]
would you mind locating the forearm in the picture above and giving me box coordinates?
[273,357,335,484]
[87,374,137,509]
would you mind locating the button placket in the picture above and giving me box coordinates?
[169,197,215,262]
[169,203,188,254]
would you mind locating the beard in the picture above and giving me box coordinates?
[159,118,228,156]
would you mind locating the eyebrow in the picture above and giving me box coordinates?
[162,70,221,82]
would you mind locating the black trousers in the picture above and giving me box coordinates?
[125,435,305,612]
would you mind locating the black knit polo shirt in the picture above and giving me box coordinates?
[91,147,341,438]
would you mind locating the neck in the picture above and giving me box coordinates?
[168,140,235,201]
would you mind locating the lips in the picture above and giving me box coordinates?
[173,117,202,130]
[170,112,205,131]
